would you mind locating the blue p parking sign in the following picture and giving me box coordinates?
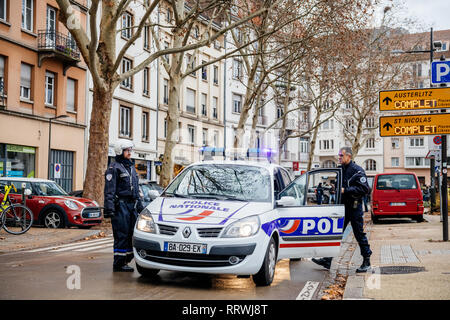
[432,61,450,84]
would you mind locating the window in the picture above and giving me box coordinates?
[0,0,6,21]
[213,131,219,147]
[406,157,430,168]
[186,88,196,113]
[391,157,400,167]
[202,128,208,146]
[201,93,207,116]
[320,140,334,150]
[232,93,242,113]
[417,63,422,77]
[366,117,375,128]
[163,119,167,138]
[410,137,424,147]
[213,65,219,85]
[188,125,195,144]
[323,160,336,168]
[321,119,334,130]
[166,8,172,23]
[186,54,196,76]
[143,67,150,96]
[66,78,76,112]
[345,101,352,109]
[143,25,150,50]
[300,138,308,153]
[163,41,170,63]
[391,138,399,149]
[193,26,199,39]
[365,159,376,171]
[121,12,132,39]
[214,40,221,49]
[20,63,31,100]
[212,96,218,119]
[233,59,242,79]
[201,61,207,81]
[366,137,375,149]
[22,0,33,32]
[45,71,55,106]
[345,119,355,131]
[163,79,169,104]
[142,111,149,141]
[119,106,132,138]
[121,58,132,90]
[277,107,283,119]
[0,56,5,95]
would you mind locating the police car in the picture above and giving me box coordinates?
[133,156,344,286]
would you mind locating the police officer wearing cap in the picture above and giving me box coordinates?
[312,146,372,273]
[104,139,144,272]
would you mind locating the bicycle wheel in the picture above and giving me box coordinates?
[0,210,5,230]
[3,204,34,235]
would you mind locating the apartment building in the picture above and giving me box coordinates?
[383,29,450,186]
[0,0,88,192]
[156,2,225,171]
[85,1,159,181]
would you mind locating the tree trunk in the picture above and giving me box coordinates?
[160,74,181,187]
[307,120,320,171]
[83,84,113,205]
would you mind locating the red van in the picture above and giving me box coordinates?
[371,173,424,223]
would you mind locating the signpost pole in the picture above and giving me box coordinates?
[430,157,436,210]
[441,134,448,241]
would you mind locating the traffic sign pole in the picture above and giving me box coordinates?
[441,134,448,241]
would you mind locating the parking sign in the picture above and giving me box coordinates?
[432,61,450,84]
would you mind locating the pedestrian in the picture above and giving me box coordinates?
[312,147,372,273]
[316,183,324,205]
[104,139,144,272]
[329,181,336,204]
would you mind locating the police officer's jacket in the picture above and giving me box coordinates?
[340,160,370,205]
[104,155,143,213]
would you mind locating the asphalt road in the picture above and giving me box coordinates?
[0,237,330,300]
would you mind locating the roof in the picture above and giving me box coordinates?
[0,177,53,183]
[187,160,281,171]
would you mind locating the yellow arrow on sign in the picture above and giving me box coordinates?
[379,87,450,111]
[379,113,450,137]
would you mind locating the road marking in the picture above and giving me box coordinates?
[51,238,113,252]
[296,281,319,300]
[75,243,114,252]
[25,237,113,253]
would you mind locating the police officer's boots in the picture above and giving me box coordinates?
[356,257,371,273]
[311,257,332,270]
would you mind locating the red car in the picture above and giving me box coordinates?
[371,173,424,223]
[0,177,103,229]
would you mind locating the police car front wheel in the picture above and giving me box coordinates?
[136,264,160,278]
[252,237,277,286]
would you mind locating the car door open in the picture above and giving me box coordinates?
[276,168,345,260]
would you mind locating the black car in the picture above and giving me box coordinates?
[139,180,163,207]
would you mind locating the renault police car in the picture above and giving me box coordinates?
[133,155,344,286]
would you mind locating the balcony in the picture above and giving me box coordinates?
[38,30,81,75]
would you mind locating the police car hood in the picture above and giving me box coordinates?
[147,197,272,225]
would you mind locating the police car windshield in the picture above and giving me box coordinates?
[164,164,271,202]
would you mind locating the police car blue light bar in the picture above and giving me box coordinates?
[199,147,277,162]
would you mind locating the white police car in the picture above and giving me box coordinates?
[133,160,344,286]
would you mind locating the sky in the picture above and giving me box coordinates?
[376,0,450,32]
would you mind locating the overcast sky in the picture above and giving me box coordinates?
[377,0,450,32]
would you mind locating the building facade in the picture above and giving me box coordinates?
[0,0,88,192]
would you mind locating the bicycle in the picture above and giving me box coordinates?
[0,184,33,235]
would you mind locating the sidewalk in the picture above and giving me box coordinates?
[0,223,112,254]
[343,213,450,300]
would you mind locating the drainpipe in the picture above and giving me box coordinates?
[223,32,227,159]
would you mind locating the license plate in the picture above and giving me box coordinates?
[88,212,101,218]
[164,242,207,254]
[390,202,406,206]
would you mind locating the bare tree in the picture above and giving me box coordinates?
[55,0,273,200]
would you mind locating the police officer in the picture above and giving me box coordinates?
[104,139,144,272]
[312,147,372,273]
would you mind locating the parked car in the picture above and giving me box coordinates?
[371,173,424,223]
[139,180,163,208]
[0,178,103,229]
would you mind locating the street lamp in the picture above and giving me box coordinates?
[48,114,69,179]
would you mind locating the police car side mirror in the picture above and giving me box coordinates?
[24,188,32,196]
[149,190,160,200]
[276,196,297,207]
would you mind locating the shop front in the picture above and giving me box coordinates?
[0,143,36,178]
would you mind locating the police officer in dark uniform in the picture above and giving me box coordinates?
[312,146,372,273]
[104,139,144,272]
